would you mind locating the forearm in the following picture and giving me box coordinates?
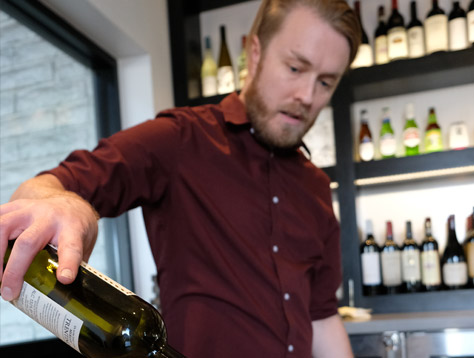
[312,314,353,358]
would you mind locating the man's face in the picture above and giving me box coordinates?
[242,6,350,149]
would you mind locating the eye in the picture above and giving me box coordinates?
[289,65,299,73]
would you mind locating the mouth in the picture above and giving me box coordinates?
[280,111,303,123]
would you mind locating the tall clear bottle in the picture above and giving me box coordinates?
[401,221,422,293]
[387,0,408,61]
[360,220,384,296]
[463,208,474,288]
[217,25,235,95]
[407,1,425,58]
[351,0,374,69]
[449,1,469,51]
[201,36,217,97]
[442,215,468,289]
[381,221,403,294]
[425,0,449,54]
[374,6,389,65]
[3,241,185,358]
[421,218,442,291]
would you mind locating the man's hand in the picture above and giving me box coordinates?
[0,174,99,301]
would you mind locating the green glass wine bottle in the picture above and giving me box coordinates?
[3,240,185,358]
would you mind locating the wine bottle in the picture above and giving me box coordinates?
[380,108,396,159]
[217,25,235,95]
[403,103,420,156]
[442,215,468,289]
[401,221,422,292]
[360,220,384,296]
[468,0,474,44]
[424,107,443,153]
[374,6,389,65]
[3,241,185,358]
[425,0,449,54]
[381,221,403,294]
[449,1,469,51]
[463,208,474,288]
[351,1,374,69]
[387,0,408,61]
[407,1,425,58]
[236,35,248,90]
[358,109,375,162]
[201,36,217,97]
[421,218,442,291]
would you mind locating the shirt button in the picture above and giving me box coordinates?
[272,245,279,253]
[272,196,279,204]
[284,293,290,301]
[250,127,255,134]
[288,345,294,352]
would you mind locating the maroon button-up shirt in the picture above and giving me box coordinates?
[46,93,342,358]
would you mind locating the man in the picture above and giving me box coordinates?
[0,0,360,357]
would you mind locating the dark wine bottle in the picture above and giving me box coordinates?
[3,240,185,358]
[360,220,384,296]
[401,221,422,292]
[449,1,469,51]
[407,1,425,58]
[374,6,389,65]
[387,0,408,60]
[217,25,235,94]
[420,218,442,291]
[425,0,448,54]
[351,0,373,68]
[381,221,402,294]
[442,215,468,289]
[463,208,474,288]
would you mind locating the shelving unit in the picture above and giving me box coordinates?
[167,0,474,314]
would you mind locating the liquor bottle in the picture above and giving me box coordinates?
[421,218,442,291]
[187,40,201,100]
[380,108,396,159]
[201,36,217,97]
[374,6,389,65]
[401,221,422,292]
[425,0,449,54]
[449,1,469,51]
[381,221,403,294]
[3,241,185,358]
[407,1,425,58]
[403,103,420,156]
[236,35,248,90]
[358,109,375,162]
[424,107,443,153]
[360,220,384,296]
[387,0,408,61]
[442,215,468,289]
[468,0,474,44]
[217,25,235,95]
[351,1,374,69]
[464,208,474,288]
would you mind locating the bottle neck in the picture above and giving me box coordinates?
[153,344,186,358]
[392,0,398,11]
[447,216,459,245]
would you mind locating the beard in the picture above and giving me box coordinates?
[244,64,314,150]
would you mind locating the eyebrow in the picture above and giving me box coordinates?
[289,50,342,79]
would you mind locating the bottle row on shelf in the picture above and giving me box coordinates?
[352,0,474,69]
[360,208,474,296]
[358,104,470,161]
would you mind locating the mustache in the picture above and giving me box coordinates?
[278,103,310,122]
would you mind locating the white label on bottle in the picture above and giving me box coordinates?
[466,242,474,278]
[425,15,449,54]
[351,44,373,69]
[375,35,389,65]
[12,282,83,353]
[381,251,402,286]
[403,127,420,148]
[468,10,474,44]
[443,262,468,286]
[421,251,441,285]
[407,26,425,58]
[359,141,375,161]
[449,18,469,51]
[387,27,408,60]
[81,262,135,296]
[401,250,421,281]
[217,66,235,94]
[361,252,381,285]
[202,76,217,97]
[380,134,396,156]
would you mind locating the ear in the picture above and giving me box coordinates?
[247,34,261,78]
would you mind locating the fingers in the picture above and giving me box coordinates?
[56,228,84,285]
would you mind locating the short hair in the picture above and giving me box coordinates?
[248,0,361,66]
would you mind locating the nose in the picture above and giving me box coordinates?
[294,75,316,107]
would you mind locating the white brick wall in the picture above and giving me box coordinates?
[0,10,110,346]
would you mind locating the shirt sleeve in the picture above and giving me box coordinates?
[42,111,182,217]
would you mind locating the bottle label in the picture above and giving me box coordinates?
[380,134,396,156]
[421,251,441,285]
[425,129,443,152]
[202,76,217,97]
[361,252,381,285]
[351,44,373,69]
[359,140,375,161]
[425,14,448,54]
[381,251,402,286]
[468,10,474,44]
[449,18,469,51]
[403,127,420,148]
[217,66,235,94]
[12,282,83,353]
[375,35,389,65]
[387,27,408,60]
[467,242,474,278]
[401,250,421,281]
[443,262,468,286]
[81,262,135,296]
[407,26,425,58]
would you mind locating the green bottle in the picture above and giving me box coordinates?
[403,103,420,156]
[424,107,443,153]
[380,107,396,159]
